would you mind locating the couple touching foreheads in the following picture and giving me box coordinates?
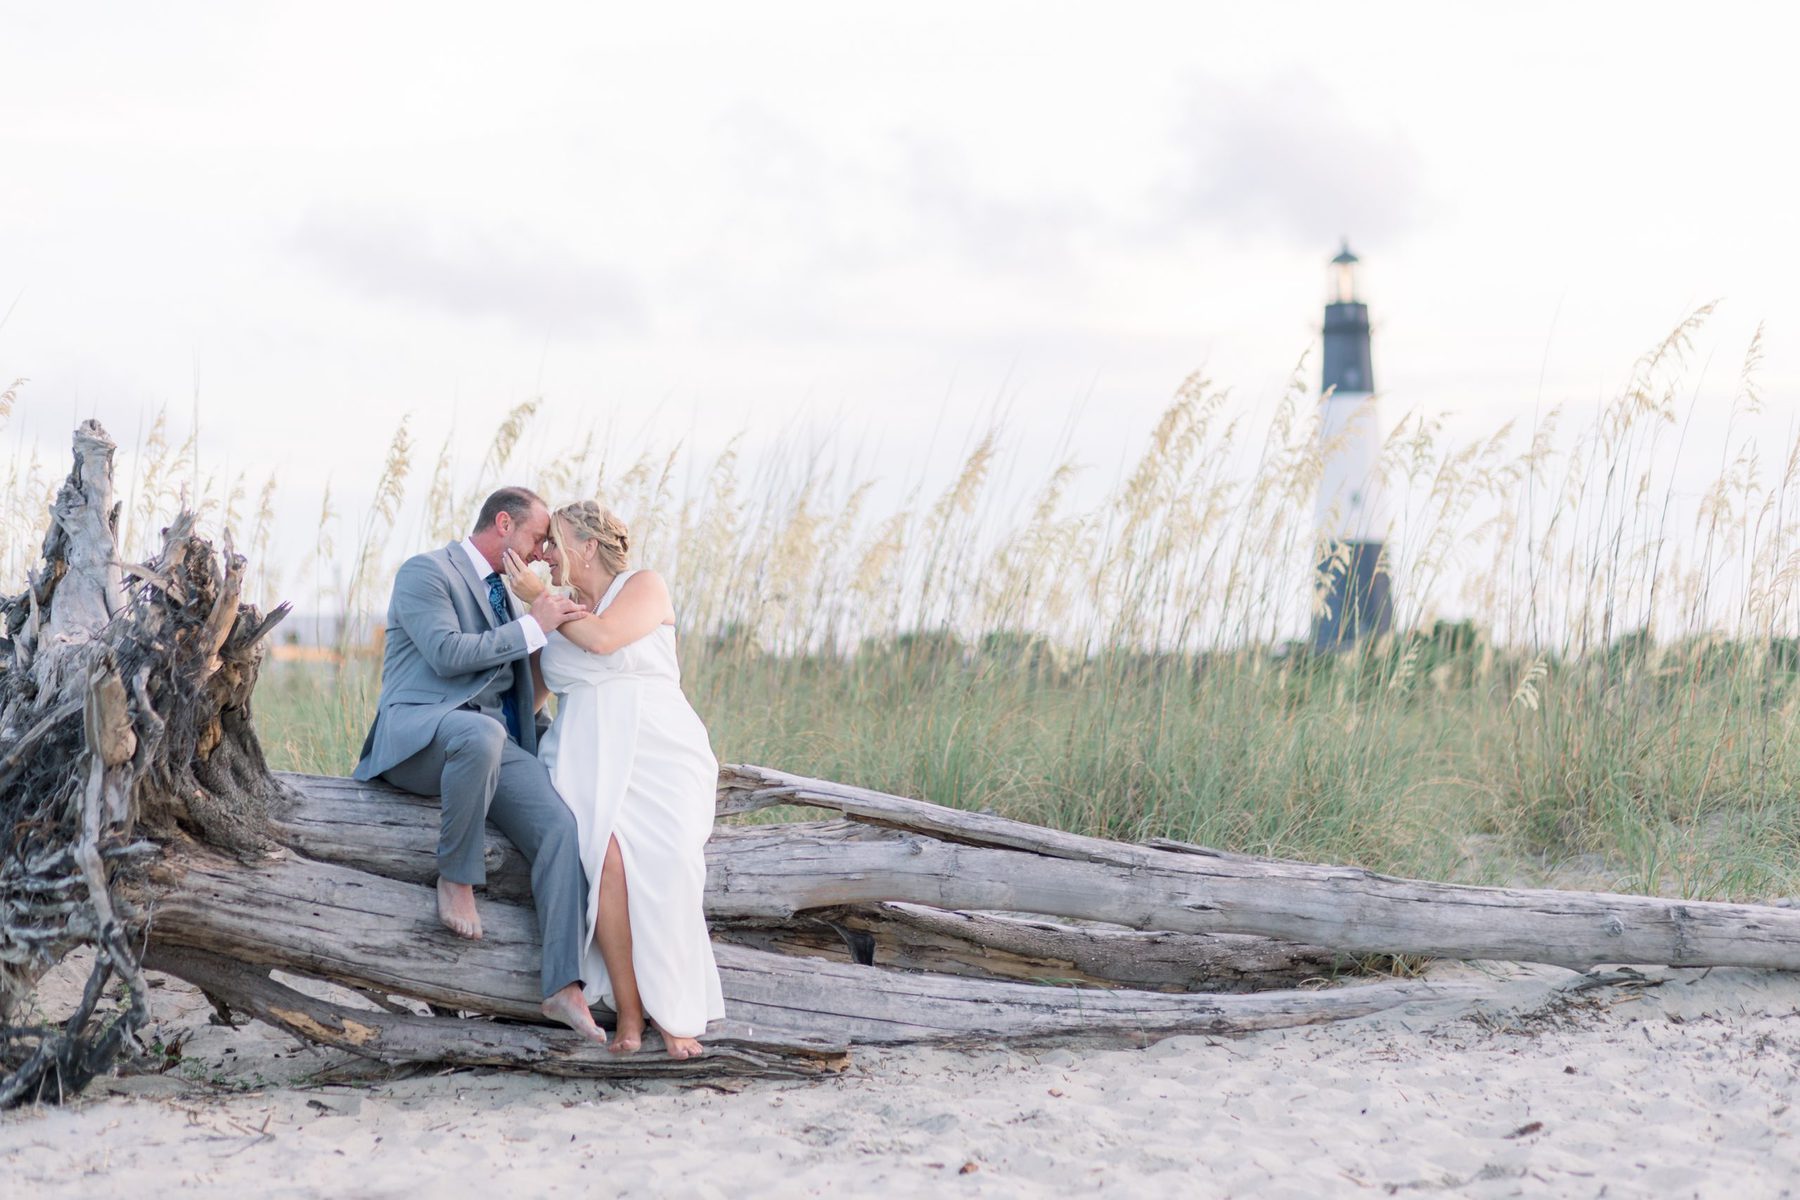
[353,487,724,1059]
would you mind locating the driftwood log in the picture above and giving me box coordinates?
[275,774,1350,993]
[5,421,1800,1105]
[1,421,293,1104]
[716,767,1800,973]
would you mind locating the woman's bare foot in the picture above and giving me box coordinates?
[539,985,608,1045]
[436,878,482,939]
[609,1008,644,1054]
[662,1033,704,1060]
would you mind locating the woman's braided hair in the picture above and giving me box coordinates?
[553,499,631,575]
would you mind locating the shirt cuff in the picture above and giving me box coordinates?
[517,614,547,652]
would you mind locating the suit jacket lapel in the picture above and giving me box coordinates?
[445,543,501,629]
[443,543,533,754]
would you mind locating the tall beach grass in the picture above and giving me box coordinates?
[5,313,1797,901]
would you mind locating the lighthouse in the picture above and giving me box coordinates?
[1310,241,1394,651]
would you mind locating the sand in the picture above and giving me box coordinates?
[3,959,1796,1198]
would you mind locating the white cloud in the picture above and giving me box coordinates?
[291,208,646,339]
[1168,76,1430,251]
[890,133,1095,272]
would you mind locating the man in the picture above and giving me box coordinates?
[354,486,605,1041]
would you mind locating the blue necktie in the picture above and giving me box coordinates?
[485,571,523,745]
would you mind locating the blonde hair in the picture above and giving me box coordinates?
[553,500,631,575]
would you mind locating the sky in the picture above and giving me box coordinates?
[2,1,1797,586]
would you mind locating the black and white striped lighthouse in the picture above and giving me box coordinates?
[1310,241,1394,651]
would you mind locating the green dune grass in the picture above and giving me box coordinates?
[10,315,1798,902]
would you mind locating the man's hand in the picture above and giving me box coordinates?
[528,591,585,632]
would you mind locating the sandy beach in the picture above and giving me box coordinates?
[4,959,1794,1199]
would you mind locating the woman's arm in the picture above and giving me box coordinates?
[529,650,551,713]
[558,571,675,656]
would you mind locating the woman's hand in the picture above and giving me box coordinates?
[503,549,547,603]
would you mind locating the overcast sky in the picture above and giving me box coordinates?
[2,1,1796,570]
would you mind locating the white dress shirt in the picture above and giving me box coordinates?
[460,537,547,652]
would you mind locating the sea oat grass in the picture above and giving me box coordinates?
[11,315,1799,903]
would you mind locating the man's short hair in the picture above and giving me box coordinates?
[474,486,545,533]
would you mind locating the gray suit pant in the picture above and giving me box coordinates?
[382,710,587,1000]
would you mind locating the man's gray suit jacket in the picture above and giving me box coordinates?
[353,543,539,780]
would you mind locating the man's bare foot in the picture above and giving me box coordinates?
[609,1009,644,1054]
[436,878,482,939]
[539,985,608,1045]
[662,1033,704,1060]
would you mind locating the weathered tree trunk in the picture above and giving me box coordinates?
[144,947,847,1080]
[717,765,1800,972]
[714,905,1341,993]
[2,422,285,1104]
[144,845,1481,1048]
[272,774,1346,992]
[284,768,1800,976]
[7,420,1799,1105]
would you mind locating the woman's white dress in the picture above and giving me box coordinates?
[537,570,725,1037]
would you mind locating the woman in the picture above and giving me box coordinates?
[504,500,725,1059]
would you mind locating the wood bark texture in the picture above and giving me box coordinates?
[143,839,1479,1048]
[1,423,292,1104]
[274,773,1348,991]
[718,765,1800,972]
